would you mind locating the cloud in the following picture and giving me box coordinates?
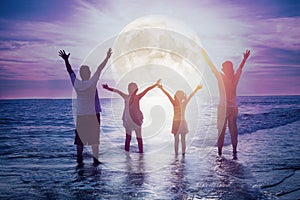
[247,17,300,51]
[0,0,299,97]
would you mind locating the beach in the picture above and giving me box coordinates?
[0,96,299,199]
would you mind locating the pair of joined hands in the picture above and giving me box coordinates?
[157,80,202,91]
[102,79,202,91]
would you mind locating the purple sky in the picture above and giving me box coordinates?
[0,0,299,99]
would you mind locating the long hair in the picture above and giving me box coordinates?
[174,90,186,104]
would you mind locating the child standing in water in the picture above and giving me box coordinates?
[158,84,202,156]
[102,80,161,153]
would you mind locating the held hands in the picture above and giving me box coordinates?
[243,50,250,60]
[155,79,161,86]
[58,50,70,61]
[157,83,163,89]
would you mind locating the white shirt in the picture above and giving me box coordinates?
[72,68,101,115]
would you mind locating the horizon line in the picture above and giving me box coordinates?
[1,94,300,100]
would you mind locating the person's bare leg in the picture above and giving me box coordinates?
[217,107,227,156]
[174,133,180,156]
[76,145,83,164]
[135,127,143,153]
[92,144,100,165]
[228,108,238,159]
[181,133,187,156]
[217,123,226,156]
[125,130,132,152]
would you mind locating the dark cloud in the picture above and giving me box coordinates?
[227,0,300,19]
[0,0,78,22]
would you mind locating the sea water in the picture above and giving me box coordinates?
[0,96,299,199]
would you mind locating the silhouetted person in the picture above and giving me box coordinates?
[158,83,202,156]
[202,48,250,159]
[102,80,161,153]
[59,48,112,166]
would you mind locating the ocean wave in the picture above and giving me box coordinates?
[238,107,300,134]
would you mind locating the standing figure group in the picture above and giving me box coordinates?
[59,47,250,165]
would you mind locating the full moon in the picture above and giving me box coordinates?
[111,15,205,89]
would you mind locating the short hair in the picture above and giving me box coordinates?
[79,65,91,80]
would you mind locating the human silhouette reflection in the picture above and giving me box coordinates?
[214,157,252,199]
[125,153,145,187]
[75,163,101,182]
[169,157,187,198]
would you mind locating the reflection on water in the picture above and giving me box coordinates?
[169,157,189,199]
[75,163,102,182]
[213,157,261,200]
[1,98,299,199]
[123,154,146,198]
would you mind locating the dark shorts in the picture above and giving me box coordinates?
[74,113,100,146]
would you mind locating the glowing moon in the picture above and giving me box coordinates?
[111,15,205,89]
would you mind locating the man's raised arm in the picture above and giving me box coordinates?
[96,48,113,74]
[59,50,74,75]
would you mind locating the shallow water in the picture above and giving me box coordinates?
[0,96,299,199]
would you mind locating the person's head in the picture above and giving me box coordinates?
[79,65,91,81]
[174,90,186,103]
[222,61,234,77]
[128,82,138,95]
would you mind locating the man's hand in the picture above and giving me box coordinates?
[59,50,70,61]
[243,50,250,60]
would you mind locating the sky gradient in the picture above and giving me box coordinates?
[0,0,299,99]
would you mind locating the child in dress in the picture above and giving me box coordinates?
[102,79,161,153]
[158,84,202,155]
